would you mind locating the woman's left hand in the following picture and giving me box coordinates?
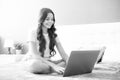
[51,65,65,74]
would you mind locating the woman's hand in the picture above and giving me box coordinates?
[52,65,65,74]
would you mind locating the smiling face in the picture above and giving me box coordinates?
[43,13,54,29]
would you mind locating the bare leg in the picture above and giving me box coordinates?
[50,59,66,75]
[57,61,66,68]
[97,46,106,63]
[23,59,51,74]
[49,59,66,68]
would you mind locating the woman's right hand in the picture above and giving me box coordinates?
[52,65,65,74]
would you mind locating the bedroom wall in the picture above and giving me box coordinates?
[0,0,120,42]
[53,22,120,62]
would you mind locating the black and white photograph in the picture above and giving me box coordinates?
[0,0,120,80]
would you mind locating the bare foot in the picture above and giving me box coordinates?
[50,72,59,76]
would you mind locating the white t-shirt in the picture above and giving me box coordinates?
[27,28,60,58]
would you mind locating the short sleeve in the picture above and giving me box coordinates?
[27,28,37,42]
[55,36,60,43]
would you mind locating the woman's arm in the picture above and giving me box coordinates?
[27,41,57,66]
[24,29,55,65]
[26,41,65,74]
[24,29,65,74]
[55,37,69,62]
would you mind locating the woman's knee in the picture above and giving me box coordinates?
[57,60,66,68]
[27,59,50,74]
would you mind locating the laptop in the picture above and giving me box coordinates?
[63,50,101,77]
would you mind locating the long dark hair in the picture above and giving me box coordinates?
[37,8,57,57]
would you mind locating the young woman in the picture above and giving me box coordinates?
[22,8,68,74]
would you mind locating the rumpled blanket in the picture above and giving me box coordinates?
[0,55,120,80]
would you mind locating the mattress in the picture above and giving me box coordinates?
[0,55,120,80]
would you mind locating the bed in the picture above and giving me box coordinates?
[0,55,120,80]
